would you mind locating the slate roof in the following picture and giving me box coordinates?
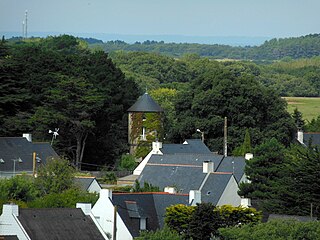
[139,153,226,194]
[216,156,246,182]
[112,192,189,237]
[201,173,233,205]
[17,208,105,240]
[74,177,98,191]
[139,164,206,194]
[0,137,58,174]
[161,139,212,154]
[127,93,163,112]
[148,153,223,167]
[303,132,320,146]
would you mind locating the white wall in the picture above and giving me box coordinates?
[0,204,31,240]
[91,189,133,240]
[217,176,242,206]
[88,179,102,193]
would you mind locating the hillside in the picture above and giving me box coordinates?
[90,34,320,60]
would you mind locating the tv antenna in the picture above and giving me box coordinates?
[25,10,28,39]
[49,128,59,145]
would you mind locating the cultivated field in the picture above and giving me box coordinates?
[284,97,320,122]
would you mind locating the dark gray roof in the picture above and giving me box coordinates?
[216,156,246,182]
[127,93,163,112]
[18,208,105,240]
[113,193,189,237]
[138,164,206,194]
[0,138,58,174]
[148,154,223,168]
[152,193,189,228]
[161,139,212,154]
[304,132,320,146]
[74,177,95,191]
[201,173,233,205]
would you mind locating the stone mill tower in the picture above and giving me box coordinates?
[127,92,164,157]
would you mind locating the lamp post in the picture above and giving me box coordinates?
[196,129,204,143]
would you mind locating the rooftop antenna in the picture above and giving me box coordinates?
[224,117,227,157]
[22,21,25,39]
[25,10,28,39]
[49,128,59,145]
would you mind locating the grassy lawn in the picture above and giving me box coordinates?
[284,97,320,122]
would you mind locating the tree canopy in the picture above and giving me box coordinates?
[0,35,139,169]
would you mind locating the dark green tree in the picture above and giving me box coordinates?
[239,138,286,201]
[35,158,76,195]
[187,203,219,240]
[233,128,252,156]
[171,62,295,152]
[292,108,305,130]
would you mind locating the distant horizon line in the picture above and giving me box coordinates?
[1,31,318,46]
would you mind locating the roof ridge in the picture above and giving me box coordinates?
[113,192,189,196]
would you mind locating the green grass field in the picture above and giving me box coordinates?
[284,97,320,122]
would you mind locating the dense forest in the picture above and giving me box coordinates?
[1,34,320,169]
[0,35,139,169]
[90,34,320,60]
[109,51,320,97]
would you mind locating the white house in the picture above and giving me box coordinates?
[91,189,133,240]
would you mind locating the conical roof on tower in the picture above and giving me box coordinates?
[128,93,163,113]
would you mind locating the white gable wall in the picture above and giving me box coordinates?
[217,176,241,206]
[133,149,163,175]
[91,189,133,240]
[88,179,102,193]
[0,204,31,240]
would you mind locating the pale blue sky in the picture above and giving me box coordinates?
[1,0,319,38]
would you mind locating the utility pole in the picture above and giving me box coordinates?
[32,152,36,177]
[224,117,227,157]
[22,21,25,39]
[113,205,117,240]
[25,10,28,39]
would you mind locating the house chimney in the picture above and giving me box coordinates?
[164,186,177,194]
[189,190,201,206]
[203,161,214,173]
[152,141,162,154]
[76,203,92,215]
[245,153,253,160]
[297,129,304,144]
[100,189,112,200]
[2,204,19,216]
[22,133,32,142]
[240,198,251,208]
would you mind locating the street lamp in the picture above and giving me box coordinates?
[12,158,23,176]
[196,129,204,143]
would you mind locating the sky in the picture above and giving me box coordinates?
[1,0,320,43]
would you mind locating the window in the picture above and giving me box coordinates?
[140,218,147,230]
